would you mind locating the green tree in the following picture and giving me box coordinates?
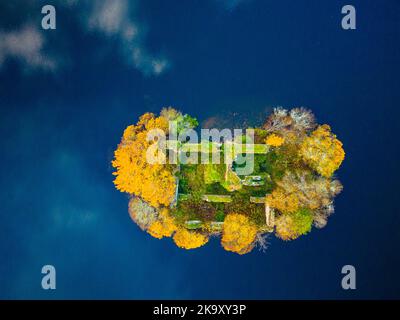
[275,208,313,240]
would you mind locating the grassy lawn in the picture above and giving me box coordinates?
[179,142,221,153]
[178,193,190,201]
[231,143,269,155]
[203,194,232,203]
[185,220,203,229]
[253,144,269,154]
[250,196,266,204]
[174,141,269,157]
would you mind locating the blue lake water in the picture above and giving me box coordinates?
[0,0,399,299]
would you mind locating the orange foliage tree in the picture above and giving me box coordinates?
[173,228,209,249]
[112,107,345,253]
[266,189,300,214]
[265,133,285,147]
[300,124,345,177]
[266,171,343,214]
[147,208,177,239]
[112,112,176,208]
[221,213,257,255]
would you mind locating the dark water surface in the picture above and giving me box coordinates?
[0,0,399,299]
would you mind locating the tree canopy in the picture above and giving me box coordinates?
[112,112,176,208]
[112,107,345,254]
[300,124,345,177]
[221,213,258,255]
[173,228,209,249]
[275,208,313,240]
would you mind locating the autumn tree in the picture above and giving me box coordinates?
[221,213,257,255]
[289,107,316,132]
[265,133,285,147]
[113,107,344,252]
[128,197,158,231]
[266,171,343,214]
[263,107,292,132]
[313,203,335,229]
[112,112,176,208]
[266,189,300,214]
[263,107,316,134]
[275,208,313,241]
[147,208,177,239]
[173,228,209,249]
[300,124,345,177]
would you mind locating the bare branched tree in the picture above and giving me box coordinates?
[255,233,270,252]
[128,196,159,231]
[263,107,316,135]
[263,107,291,132]
[289,107,316,132]
[314,203,335,228]
[276,171,343,211]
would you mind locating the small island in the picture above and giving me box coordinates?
[112,107,345,254]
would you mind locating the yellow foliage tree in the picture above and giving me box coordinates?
[173,228,209,249]
[266,171,342,214]
[147,209,177,239]
[112,113,176,207]
[221,213,257,255]
[300,124,345,177]
[266,188,300,214]
[265,133,285,147]
[275,215,296,240]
